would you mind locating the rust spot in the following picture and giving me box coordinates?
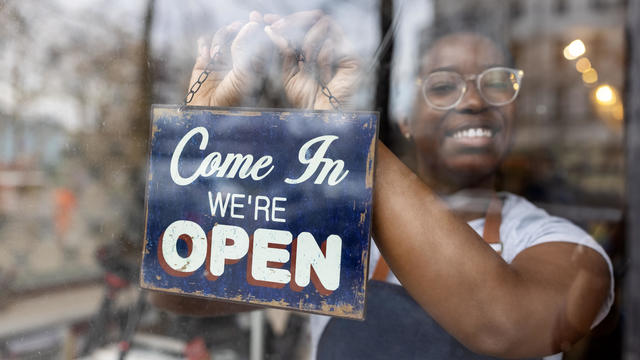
[211,110,261,117]
[279,112,291,120]
[365,135,376,189]
[359,208,367,226]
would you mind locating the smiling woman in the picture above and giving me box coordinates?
[314,28,613,360]
[405,33,517,189]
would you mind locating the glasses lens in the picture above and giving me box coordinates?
[479,68,520,105]
[423,72,465,109]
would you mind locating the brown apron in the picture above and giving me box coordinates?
[317,195,538,360]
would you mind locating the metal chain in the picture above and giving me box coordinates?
[318,77,342,111]
[179,56,217,111]
[179,49,342,112]
[294,48,343,112]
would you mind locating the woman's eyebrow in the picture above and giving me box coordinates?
[483,63,506,69]
[426,64,508,75]
[428,66,458,73]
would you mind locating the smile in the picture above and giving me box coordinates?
[449,127,495,139]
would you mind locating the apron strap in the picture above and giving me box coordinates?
[371,253,392,281]
[371,194,503,282]
[482,193,503,253]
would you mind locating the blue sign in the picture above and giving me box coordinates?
[140,105,378,319]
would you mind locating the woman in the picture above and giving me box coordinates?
[154,10,613,359]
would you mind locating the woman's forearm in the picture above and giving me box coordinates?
[372,141,521,350]
[370,141,610,357]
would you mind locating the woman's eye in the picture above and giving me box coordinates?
[485,81,509,90]
[428,83,457,93]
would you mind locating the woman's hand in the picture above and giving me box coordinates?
[188,12,275,107]
[264,10,362,110]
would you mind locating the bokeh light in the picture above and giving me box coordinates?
[595,85,616,106]
[563,39,586,60]
[576,57,592,73]
[582,68,598,84]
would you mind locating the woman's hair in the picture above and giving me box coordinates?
[418,13,515,69]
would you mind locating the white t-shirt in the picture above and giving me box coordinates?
[309,192,615,360]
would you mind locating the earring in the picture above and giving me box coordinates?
[403,132,412,141]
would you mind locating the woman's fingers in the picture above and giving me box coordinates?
[189,10,358,109]
[231,21,274,74]
[316,38,334,84]
[209,20,275,107]
[301,16,331,72]
[209,21,243,70]
[265,11,328,77]
[266,10,323,49]
[193,36,212,71]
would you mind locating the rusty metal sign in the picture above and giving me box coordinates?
[140,105,378,319]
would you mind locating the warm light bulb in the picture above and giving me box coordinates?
[563,39,586,60]
[595,85,616,105]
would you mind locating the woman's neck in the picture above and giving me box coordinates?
[416,161,497,222]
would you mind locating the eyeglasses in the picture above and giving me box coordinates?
[419,67,524,110]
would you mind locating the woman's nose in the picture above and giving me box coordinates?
[456,83,486,112]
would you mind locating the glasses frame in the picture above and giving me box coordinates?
[420,66,524,111]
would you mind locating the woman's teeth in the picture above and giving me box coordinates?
[451,128,493,139]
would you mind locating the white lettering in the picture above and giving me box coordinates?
[160,220,207,273]
[251,228,292,285]
[271,197,286,223]
[284,135,349,186]
[209,191,230,217]
[254,196,270,221]
[170,126,275,186]
[294,233,342,291]
[230,193,245,219]
[170,127,209,186]
[209,224,250,277]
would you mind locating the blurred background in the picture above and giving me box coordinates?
[0,0,635,358]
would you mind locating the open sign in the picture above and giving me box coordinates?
[140,106,378,319]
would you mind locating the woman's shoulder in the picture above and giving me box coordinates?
[499,191,587,236]
[499,191,547,218]
[497,192,615,328]
[497,191,597,259]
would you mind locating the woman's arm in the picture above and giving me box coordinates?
[373,142,610,357]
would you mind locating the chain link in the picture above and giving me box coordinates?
[318,78,342,111]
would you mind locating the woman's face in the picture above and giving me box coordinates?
[409,33,515,186]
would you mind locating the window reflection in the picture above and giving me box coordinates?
[0,0,628,359]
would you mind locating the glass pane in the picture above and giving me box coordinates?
[0,0,629,359]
